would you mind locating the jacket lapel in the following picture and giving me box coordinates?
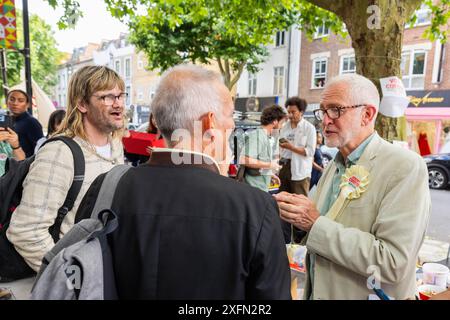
[356,133,384,173]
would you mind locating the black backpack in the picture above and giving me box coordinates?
[0,136,85,282]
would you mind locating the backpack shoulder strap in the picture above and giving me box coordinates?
[91,164,130,219]
[42,136,85,243]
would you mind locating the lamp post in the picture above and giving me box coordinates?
[22,0,32,114]
[0,49,8,99]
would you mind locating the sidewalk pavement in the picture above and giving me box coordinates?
[418,236,450,268]
[2,237,449,300]
[0,276,34,300]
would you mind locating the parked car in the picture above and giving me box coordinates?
[423,153,450,190]
[127,123,139,131]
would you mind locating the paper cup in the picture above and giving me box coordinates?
[422,263,449,288]
[417,284,446,300]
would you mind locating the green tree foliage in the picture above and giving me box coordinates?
[47,0,449,140]
[100,0,307,90]
[3,11,61,97]
[48,0,322,90]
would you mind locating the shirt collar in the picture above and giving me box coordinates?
[335,133,376,168]
[150,148,221,174]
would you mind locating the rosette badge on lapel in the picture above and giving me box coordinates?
[340,165,370,199]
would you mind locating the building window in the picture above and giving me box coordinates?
[401,50,426,89]
[406,4,432,28]
[61,75,65,88]
[312,58,327,88]
[273,67,284,96]
[314,23,329,39]
[126,85,131,105]
[248,73,257,96]
[138,56,144,70]
[150,90,155,99]
[115,60,121,74]
[137,90,143,101]
[340,55,356,74]
[125,58,131,78]
[275,31,285,47]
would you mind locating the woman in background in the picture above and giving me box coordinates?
[310,131,324,190]
[0,127,25,176]
[34,109,66,153]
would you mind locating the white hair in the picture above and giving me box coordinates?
[151,64,224,141]
[322,73,380,110]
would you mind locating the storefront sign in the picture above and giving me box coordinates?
[235,96,277,113]
[407,90,450,108]
[245,96,260,112]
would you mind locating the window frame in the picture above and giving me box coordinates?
[273,66,285,96]
[314,23,330,39]
[311,57,328,89]
[248,72,257,96]
[115,59,121,74]
[275,30,286,47]
[125,58,131,78]
[401,49,427,90]
[406,4,432,28]
[339,54,356,75]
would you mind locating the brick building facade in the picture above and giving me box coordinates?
[299,16,450,154]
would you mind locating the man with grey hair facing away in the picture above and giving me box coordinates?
[77,64,291,299]
[274,74,431,300]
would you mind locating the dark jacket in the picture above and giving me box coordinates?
[12,112,44,157]
[310,147,324,188]
[77,150,291,300]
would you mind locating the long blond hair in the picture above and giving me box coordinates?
[55,65,125,140]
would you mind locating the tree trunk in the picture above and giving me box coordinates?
[307,0,422,142]
[216,57,244,92]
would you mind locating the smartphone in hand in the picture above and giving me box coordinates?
[0,112,13,129]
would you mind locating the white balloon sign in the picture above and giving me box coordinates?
[379,76,410,117]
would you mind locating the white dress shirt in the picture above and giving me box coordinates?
[280,119,316,181]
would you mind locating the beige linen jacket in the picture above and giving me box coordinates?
[303,133,431,300]
[7,136,123,271]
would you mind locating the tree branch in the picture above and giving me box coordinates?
[404,0,424,17]
[229,62,245,90]
[217,57,225,76]
[224,59,231,88]
[304,0,349,16]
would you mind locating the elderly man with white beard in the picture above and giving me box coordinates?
[274,74,431,300]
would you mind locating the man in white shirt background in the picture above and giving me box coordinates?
[279,97,316,242]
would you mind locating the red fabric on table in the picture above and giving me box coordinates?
[122,131,166,156]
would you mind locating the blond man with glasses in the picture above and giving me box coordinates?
[5,66,125,277]
[275,74,431,300]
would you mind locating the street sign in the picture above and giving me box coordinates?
[0,0,17,50]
